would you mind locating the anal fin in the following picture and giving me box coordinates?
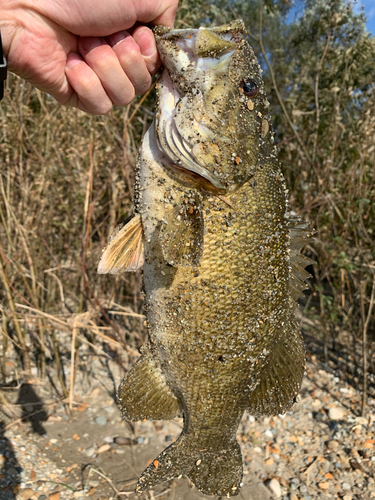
[117,346,180,421]
[248,325,305,416]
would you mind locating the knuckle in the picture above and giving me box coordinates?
[114,87,135,107]
[135,76,152,96]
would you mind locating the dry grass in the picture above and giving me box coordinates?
[0,75,153,397]
[0,1,374,416]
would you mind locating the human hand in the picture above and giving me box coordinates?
[0,0,178,114]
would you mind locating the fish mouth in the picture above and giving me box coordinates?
[155,22,242,94]
[154,21,246,192]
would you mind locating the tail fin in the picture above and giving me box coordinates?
[136,435,243,497]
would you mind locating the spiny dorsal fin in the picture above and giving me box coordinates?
[288,215,315,302]
[98,214,144,274]
[159,193,204,267]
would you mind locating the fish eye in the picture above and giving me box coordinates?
[239,78,258,98]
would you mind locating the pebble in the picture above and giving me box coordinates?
[18,489,34,500]
[84,446,96,457]
[355,417,368,425]
[329,407,344,420]
[327,439,339,451]
[97,443,111,454]
[342,482,351,490]
[266,478,281,498]
[343,495,352,500]
[103,436,114,444]
[289,494,298,500]
[48,493,60,500]
[318,481,330,490]
[253,447,262,453]
[95,415,107,426]
[7,466,19,476]
[114,436,133,446]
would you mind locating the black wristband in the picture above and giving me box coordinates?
[0,30,7,101]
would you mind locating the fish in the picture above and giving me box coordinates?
[98,19,314,497]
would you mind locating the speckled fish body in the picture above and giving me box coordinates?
[116,20,313,497]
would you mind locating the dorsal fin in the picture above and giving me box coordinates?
[288,215,315,302]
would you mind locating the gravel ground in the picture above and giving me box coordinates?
[0,325,374,500]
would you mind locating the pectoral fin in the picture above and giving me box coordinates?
[98,214,144,274]
[117,346,180,421]
[248,323,305,416]
[160,195,204,267]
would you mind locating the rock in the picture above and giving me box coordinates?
[49,493,60,500]
[38,496,48,500]
[289,494,298,500]
[327,440,339,451]
[114,436,133,446]
[94,415,107,426]
[253,447,262,453]
[6,467,19,477]
[343,495,352,500]
[84,447,96,457]
[318,481,330,490]
[96,444,111,454]
[328,407,344,420]
[266,478,281,498]
[342,482,351,490]
[103,436,114,444]
[18,489,34,500]
[355,417,368,426]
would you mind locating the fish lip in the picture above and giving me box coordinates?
[154,19,247,41]
[154,27,197,41]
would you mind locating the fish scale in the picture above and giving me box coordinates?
[98,20,314,497]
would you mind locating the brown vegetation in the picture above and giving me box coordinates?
[0,0,374,416]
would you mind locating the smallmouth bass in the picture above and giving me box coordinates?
[98,20,314,497]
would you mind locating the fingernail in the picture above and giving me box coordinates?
[136,29,157,58]
[80,37,103,52]
[107,31,129,48]
[66,53,83,69]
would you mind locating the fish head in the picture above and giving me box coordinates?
[154,20,271,193]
